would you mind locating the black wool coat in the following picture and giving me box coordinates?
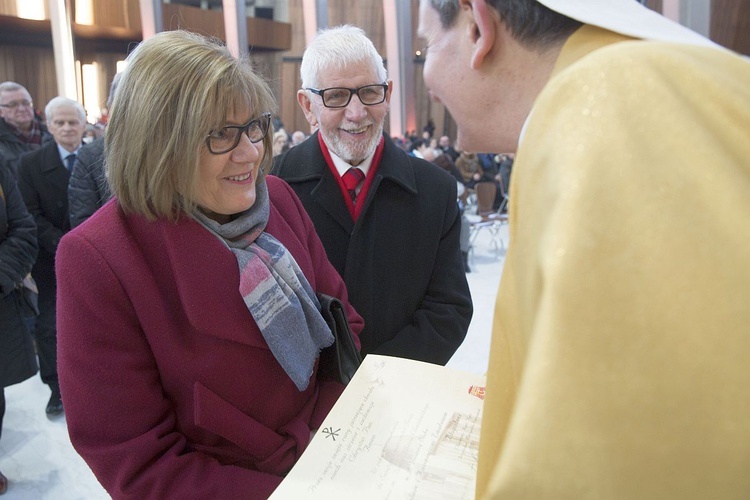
[272,132,472,365]
[18,141,72,296]
[0,165,38,387]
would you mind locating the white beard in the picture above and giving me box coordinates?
[323,121,384,165]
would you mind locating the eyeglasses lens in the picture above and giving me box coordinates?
[207,113,270,154]
[323,85,386,108]
[1,100,33,109]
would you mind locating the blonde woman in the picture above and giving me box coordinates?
[56,30,362,498]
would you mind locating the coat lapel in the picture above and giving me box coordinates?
[41,142,71,191]
[286,132,355,233]
[311,170,354,233]
[372,136,419,197]
[151,216,272,350]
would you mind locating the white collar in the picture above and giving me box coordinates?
[329,147,376,178]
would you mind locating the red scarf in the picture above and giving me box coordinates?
[318,133,385,221]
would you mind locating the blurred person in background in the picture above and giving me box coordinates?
[0,82,52,177]
[18,96,86,417]
[0,161,38,496]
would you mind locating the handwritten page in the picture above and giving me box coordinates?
[270,355,486,499]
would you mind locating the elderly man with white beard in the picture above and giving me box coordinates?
[272,25,472,366]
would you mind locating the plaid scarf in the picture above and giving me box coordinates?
[10,118,43,149]
[193,179,333,391]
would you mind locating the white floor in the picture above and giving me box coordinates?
[0,224,508,499]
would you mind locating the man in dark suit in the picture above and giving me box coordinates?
[272,25,472,365]
[18,96,85,416]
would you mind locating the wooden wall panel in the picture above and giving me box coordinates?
[277,0,306,133]
[0,0,18,16]
[644,0,749,55]
[248,17,292,50]
[162,4,224,38]
[79,0,140,29]
[286,0,307,56]
[327,0,385,53]
[711,0,750,55]
[279,59,310,134]
[0,45,58,116]
[0,0,50,18]
[645,0,664,13]
[74,50,124,111]
[0,44,124,123]
[161,4,292,50]
[251,51,282,111]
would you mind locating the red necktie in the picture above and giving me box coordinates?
[342,168,365,202]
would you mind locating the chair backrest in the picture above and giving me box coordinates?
[496,176,509,214]
[474,182,497,216]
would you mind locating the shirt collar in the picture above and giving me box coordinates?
[328,145,377,178]
[57,143,80,163]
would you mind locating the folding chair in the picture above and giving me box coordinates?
[466,182,507,257]
[497,176,510,214]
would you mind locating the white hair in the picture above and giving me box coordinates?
[0,81,31,95]
[45,96,86,123]
[299,25,387,89]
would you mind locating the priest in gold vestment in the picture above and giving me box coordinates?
[418,0,750,498]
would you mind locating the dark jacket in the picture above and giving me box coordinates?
[0,165,38,387]
[433,153,466,186]
[272,132,472,365]
[68,137,110,228]
[18,140,71,296]
[0,117,53,177]
[57,176,362,498]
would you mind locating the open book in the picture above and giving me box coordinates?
[270,355,486,499]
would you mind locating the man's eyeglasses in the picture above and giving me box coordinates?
[305,84,388,109]
[0,100,33,110]
[205,112,271,155]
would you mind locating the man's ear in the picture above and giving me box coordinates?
[384,79,394,104]
[297,89,318,127]
[459,0,497,70]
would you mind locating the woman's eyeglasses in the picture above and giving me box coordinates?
[206,112,272,155]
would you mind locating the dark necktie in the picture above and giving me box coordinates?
[342,168,365,202]
[65,153,77,172]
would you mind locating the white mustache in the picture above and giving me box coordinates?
[340,121,374,132]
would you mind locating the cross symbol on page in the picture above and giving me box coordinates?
[322,427,341,441]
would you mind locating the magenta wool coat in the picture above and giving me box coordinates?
[56,175,363,499]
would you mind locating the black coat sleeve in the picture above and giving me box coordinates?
[0,166,38,297]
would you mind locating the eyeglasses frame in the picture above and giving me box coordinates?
[305,83,389,109]
[0,100,33,110]
[205,112,272,155]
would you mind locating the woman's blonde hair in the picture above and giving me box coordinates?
[106,30,277,220]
